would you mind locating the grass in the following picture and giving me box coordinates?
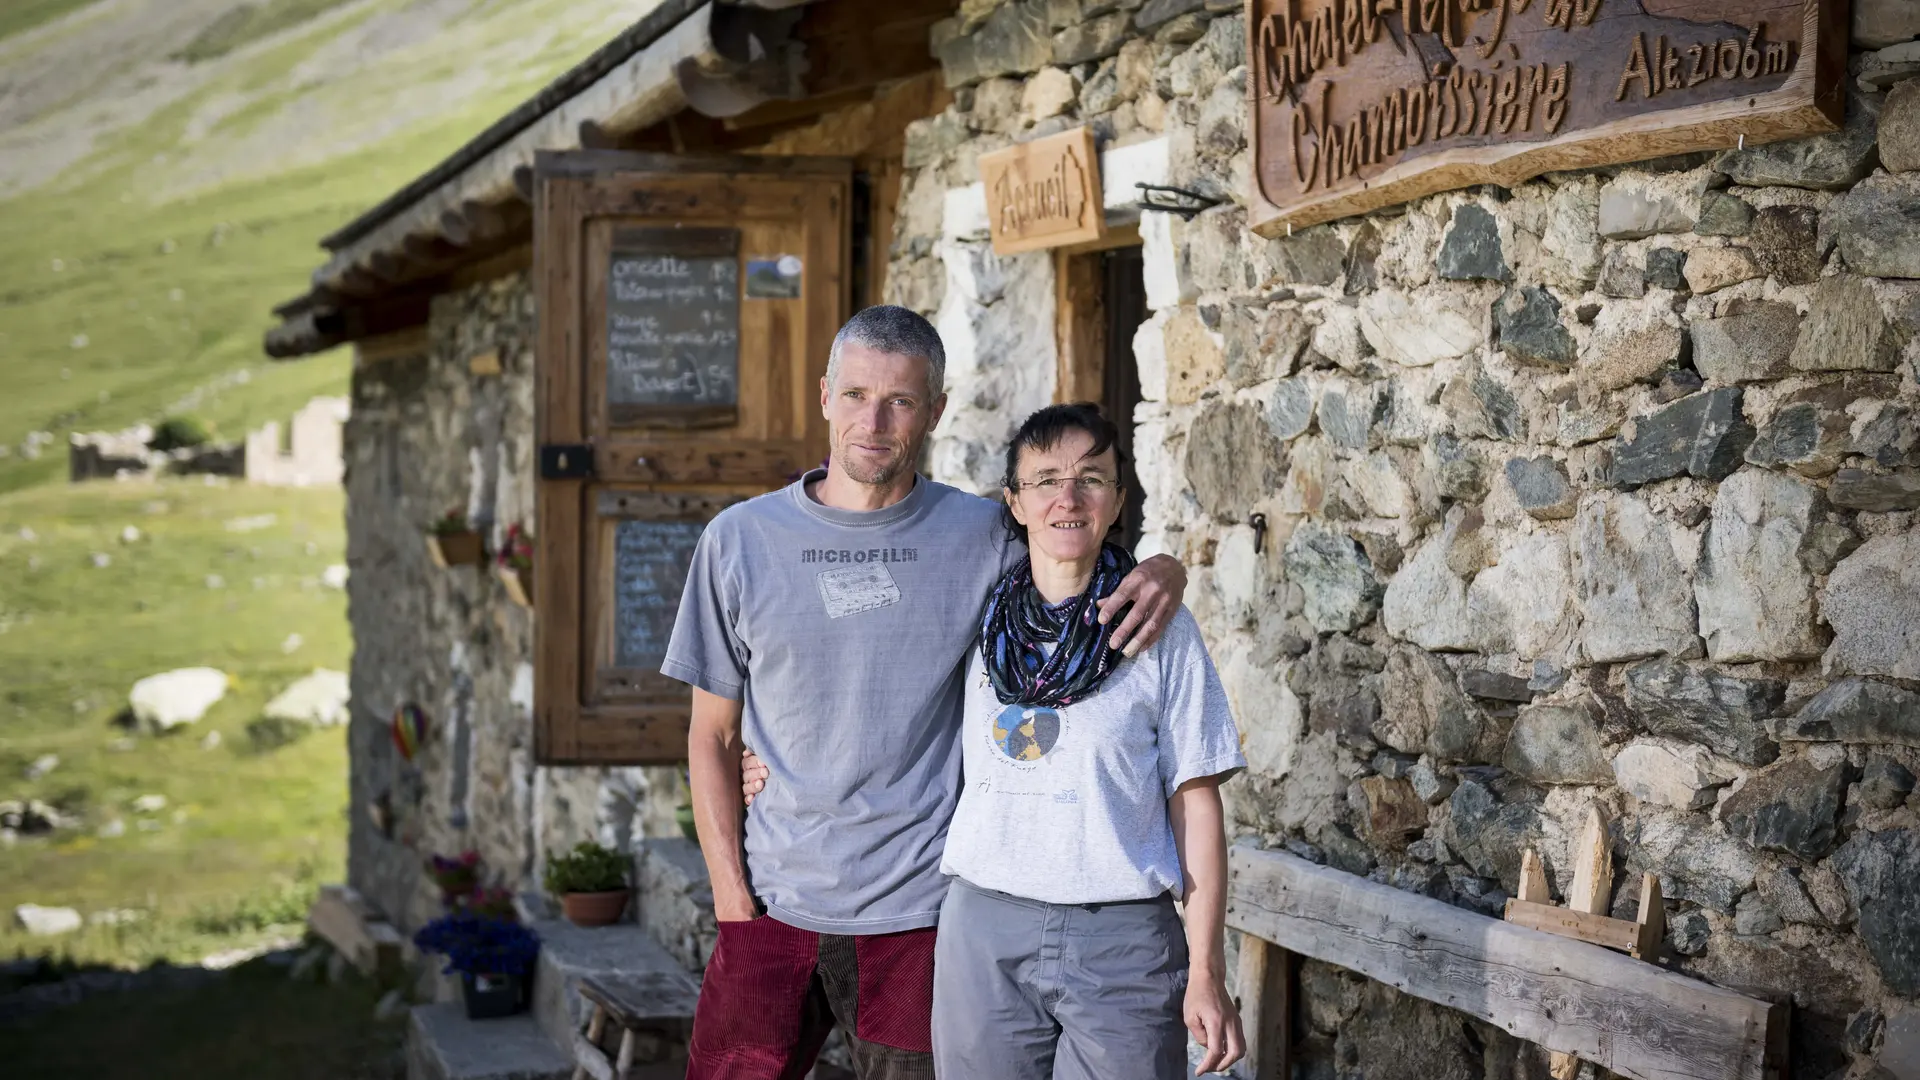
[0,478,351,969]
[0,0,646,495]
[0,0,104,44]
[0,954,406,1080]
[0,0,651,983]
[172,0,362,63]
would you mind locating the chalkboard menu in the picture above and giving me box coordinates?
[605,227,740,423]
[613,518,708,673]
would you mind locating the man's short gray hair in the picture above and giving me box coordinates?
[826,305,947,399]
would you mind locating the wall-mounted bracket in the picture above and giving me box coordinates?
[1134,182,1222,221]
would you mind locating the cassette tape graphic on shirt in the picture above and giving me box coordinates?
[815,563,901,619]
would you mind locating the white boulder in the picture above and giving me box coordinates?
[262,669,351,728]
[129,668,229,732]
[15,904,82,936]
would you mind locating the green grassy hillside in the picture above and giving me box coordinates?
[0,0,104,44]
[0,479,351,967]
[0,0,660,968]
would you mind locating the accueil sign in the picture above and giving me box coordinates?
[980,126,1107,255]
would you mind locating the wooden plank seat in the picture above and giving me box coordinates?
[1226,844,1788,1080]
[569,971,701,1080]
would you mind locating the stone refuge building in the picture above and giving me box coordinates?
[264,0,1920,1074]
[67,396,347,485]
[242,395,350,487]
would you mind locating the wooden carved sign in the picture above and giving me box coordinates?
[980,126,1107,255]
[1245,0,1847,236]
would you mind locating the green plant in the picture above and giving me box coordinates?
[543,840,628,895]
[429,508,471,536]
[188,877,316,935]
[149,415,215,452]
[245,714,311,750]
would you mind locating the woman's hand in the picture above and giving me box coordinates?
[1097,553,1187,656]
[740,747,768,807]
[1184,969,1245,1075]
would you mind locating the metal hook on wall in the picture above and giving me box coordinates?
[1134,182,1224,221]
[1250,512,1269,555]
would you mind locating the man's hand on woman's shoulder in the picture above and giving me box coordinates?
[1097,553,1187,656]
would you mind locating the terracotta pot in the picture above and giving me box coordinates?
[427,531,485,568]
[560,889,630,928]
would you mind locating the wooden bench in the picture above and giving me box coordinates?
[1227,844,1788,1080]
[568,971,701,1080]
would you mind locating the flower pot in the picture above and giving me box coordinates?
[560,889,630,928]
[461,970,527,1019]
[427,531,485,568]
[496,564,533,607]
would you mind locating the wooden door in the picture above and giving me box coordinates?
[533,150,849,764]
[1054,238,1148,552]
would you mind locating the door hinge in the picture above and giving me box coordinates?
[540,443,595,480]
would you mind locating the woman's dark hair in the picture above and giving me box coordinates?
[999,402,1128,544]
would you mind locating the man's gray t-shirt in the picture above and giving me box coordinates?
[661,469,1018,935]
[940,606,1244,904]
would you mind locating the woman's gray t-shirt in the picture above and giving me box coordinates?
[662,470,1021,935]
[940,606,1245,905]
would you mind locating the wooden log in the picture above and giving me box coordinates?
[403,232,462,263]
[367,250,410,283]
[1227,846,1786,1080]
[1234,934,1292,1080]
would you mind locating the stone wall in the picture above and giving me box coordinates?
[342,271,679,932]
[898,2,1920,1076]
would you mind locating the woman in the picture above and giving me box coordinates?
[931,403,1245,1079]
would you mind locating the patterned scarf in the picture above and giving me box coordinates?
[981,542,1138,708]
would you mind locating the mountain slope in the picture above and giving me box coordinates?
[0,0,660,492]
[0,0,662,969]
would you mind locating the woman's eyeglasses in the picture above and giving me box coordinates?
[1012,476,1122,497]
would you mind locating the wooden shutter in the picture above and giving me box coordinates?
[533,150,849,764]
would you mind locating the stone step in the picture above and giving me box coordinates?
[405,1002,571,1080]
[529,916,700,1056]
[633,838,715,972]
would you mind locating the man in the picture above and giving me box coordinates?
[662,305,1187,1080]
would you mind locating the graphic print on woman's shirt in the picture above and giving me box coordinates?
[992,703,1061,762]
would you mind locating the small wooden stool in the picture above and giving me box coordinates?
[569,971,701,1080]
